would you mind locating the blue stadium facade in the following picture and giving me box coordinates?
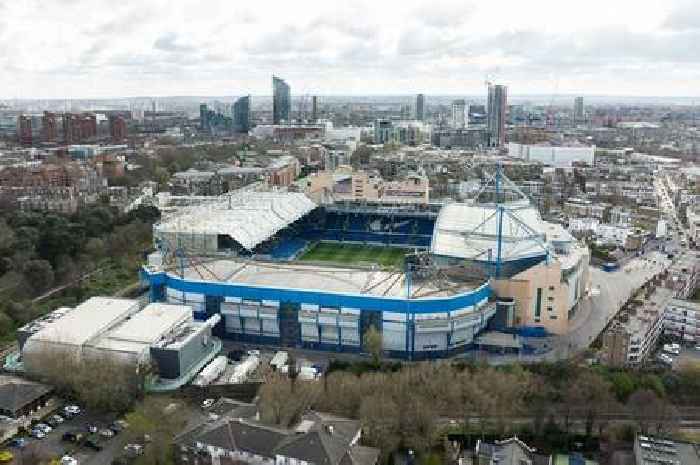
[143,206,496,359]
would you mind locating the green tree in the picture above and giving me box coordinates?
[363,325,383,366]
[23,260,54,295]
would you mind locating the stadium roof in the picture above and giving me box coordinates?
[155,192,316,250]
[431,201,549,262]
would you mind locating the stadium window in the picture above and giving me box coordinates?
[535,288,542,319]
[548,286,555,291]
[550,315,558,320]
[548,296,554,302]
[547,306,553,312]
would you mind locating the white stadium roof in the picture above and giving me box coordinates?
[431,201,548,262]
[155,191,316,250]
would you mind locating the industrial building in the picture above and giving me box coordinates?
[508,143,596,168]
[18,297,221,390]
[141,167,591,358]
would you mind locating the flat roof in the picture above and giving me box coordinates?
[102,303,191,345]
[29,297,140,346]
[176,258,479,298]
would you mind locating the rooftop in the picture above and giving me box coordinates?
[175,258,479,298]
[28,297,140,346]
[154,191,316,250]
[91,303,192,354]
[431,201,548,262]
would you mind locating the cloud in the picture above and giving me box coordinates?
[663,1,700,31]
[153,32,196,53]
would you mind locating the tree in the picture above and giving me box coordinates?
[126,397,187,465]
[610,371,637,402]
[23,260,54,296]
[576,371,616,437]
[363,325,383,366]
[83,237,106,263]
[627,389,660,434]
[359,394,400,457]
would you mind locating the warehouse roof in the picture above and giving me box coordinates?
[90,303,192,354]
[155,191,316,250]
[28,297,140,347]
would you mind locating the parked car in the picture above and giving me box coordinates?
[109,422,124,434]
[201,398,215,409]
[85,424,98,434]
[84,438,102,451]
[31,429,46,439]
[35,423,52,434]
[663,343,681,355]
[63,405,81,416]
[99,429,115,438]
[48,415,64,427]
[58,455,78,465]
[62,432,84,443]
[9,438,26,449]
[657,353,674,365]
[0,450,13,463]
[124,444,143,457]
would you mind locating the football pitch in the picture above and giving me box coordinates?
[299,242,408,268]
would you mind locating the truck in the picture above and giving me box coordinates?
[656,219,667,239]
[192,356,228,387]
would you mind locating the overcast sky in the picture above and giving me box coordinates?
[2,0,700,99]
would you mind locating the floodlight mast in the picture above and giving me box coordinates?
[495,163,504,279]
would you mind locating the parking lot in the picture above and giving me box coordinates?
[673,346,700,369]
[6,406,130,465]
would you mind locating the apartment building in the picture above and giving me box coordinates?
[664,299,700,345]
[601,287,675,367]
[302,167,429,205]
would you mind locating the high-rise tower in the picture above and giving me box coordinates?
[416,94,425,121]
[487,84,507,147]
[272,76,291,124]
[233,96,251,133]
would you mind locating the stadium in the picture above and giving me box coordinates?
[142,170,589,359]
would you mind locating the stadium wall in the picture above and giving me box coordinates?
[141,268,493,359]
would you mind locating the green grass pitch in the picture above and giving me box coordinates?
[298,242,408,268]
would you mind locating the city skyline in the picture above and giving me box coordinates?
[2,0,700,99]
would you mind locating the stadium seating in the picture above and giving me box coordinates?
[253,208,436,253]
[269,238,308,261]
